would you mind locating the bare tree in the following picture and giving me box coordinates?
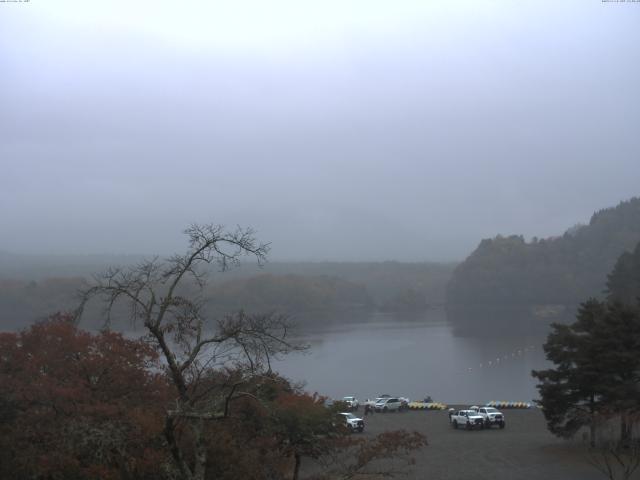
[587,442,640,480]
[75,224,304,480]
[309,430,427,480]
[584,412,640,480]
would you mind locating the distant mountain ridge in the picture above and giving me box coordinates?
[446,197,640,322]
[0,258,455,330]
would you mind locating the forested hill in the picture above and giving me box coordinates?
[0,259,455,330]
[447,197,640,312]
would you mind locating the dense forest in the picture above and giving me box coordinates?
[447,197,640,333]
[0,258,455,330]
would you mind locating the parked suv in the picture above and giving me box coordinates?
[374,397,403,412]
[477,406,505,429]
[342,396,359,411]
[338,412,365,432]
[450,410,485,430]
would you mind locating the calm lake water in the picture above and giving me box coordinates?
[273,308,549,405]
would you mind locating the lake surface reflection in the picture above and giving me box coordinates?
[273,308,549,405]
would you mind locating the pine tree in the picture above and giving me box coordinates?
[607,242,640,305]
[532,299,640,447]
[590,301,640,446]
[532,300,607,447]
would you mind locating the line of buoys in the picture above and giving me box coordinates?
[486,400,532,409]
[470,345,537,372]
[408,402,448,410]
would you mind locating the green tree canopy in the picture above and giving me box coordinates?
[533,249,640,448]
[607,241,640,305]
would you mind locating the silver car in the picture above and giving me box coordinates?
[374,397,403,412]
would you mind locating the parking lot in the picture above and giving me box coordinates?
[354,407,612,480]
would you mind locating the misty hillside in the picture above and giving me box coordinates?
[205,274,372,316]
[0,259,455,330]
[447,197,640,311]
[0,252,148,281]
[216,261,455,307]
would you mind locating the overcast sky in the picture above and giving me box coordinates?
[1,0,639,261]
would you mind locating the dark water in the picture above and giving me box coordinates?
[273,308,549,405]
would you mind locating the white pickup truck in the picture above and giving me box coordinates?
[475,406,505,429]
[342,396,359,411]
[450,409,485,430]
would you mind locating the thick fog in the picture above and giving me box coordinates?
[1,0,639,261]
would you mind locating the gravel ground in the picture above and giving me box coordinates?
[353,407,633,480]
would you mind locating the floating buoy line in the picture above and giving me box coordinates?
[465,345,537,373]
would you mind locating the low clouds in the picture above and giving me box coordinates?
[1,1,639,260]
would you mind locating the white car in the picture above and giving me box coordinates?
[450,409,485,430]
[374,397,403,412]
[338,412,365,432]
[365,396,386,406]
[342,396,359,411]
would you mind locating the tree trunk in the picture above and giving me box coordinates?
[164,416,194,480]
[590,395,597,448]
[620,414,631,448]
[292,453,301,480]
[193,418,208,480]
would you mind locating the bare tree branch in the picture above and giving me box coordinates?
[74,223,302,480]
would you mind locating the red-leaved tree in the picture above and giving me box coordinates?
[0,313,169,480]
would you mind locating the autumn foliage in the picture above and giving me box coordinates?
[0,315,428,479]
[0,314,168,479]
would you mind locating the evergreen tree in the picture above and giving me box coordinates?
[532,300,607,447]
[532,299,640,447]
[607,241,640,305]
[590,301,640,445]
